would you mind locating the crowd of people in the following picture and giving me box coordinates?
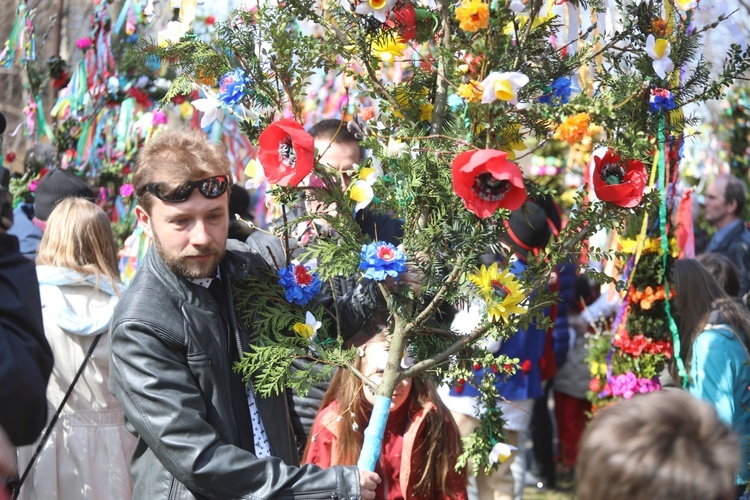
[1,114,750,500]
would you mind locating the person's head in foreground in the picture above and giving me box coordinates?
[576,390,739,500]
[132,129,233,280]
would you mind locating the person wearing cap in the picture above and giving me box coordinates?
[108,129,381,499]
[8,167,95,259]
[440,201,553,500]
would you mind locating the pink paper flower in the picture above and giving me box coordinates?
[76,38,93,50]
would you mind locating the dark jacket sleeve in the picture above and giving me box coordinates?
[109,316,361,499]
[728,235,750,298]
[0,233,53,446]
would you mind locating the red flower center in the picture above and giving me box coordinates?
[490,280,510,300]
[377,246,395,261]
[600,162,625,185]
[472,173,510,202]
[278,135,297,168]
[294,264,313,286]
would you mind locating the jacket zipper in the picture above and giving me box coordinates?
[220,270,242,445]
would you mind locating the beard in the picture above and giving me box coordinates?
[152,230,226,279]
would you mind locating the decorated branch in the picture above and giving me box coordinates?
[138,0,749,474]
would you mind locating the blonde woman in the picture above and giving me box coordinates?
[16,198,135,500]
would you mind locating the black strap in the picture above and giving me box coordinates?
[10,333,102,499]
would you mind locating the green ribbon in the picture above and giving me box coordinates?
[34,93,54,142]
[657,115,687,387]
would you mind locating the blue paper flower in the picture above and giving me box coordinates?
[218,68,251,106]
[648,88,677,113]
[447,93,465,111]
[538,77,572,105]
[278,263,321,305]
[359,241,407,281]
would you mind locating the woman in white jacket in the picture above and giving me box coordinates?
[16,197,136,499]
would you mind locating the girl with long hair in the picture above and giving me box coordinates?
[303,336,468,500]
[671,258,750,484]
[16,198,136,500]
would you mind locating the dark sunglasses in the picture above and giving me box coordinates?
[142,175,229,202]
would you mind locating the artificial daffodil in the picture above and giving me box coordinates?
[349,159,384,213]
[645,34,674,79]
[293,311,322,340]
[489,442,518,465]
[244,158,267,189]
[480,71,529,105]
[355,0,397,22]
[191,91,225,128]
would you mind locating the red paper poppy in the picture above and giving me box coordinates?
[257,119,314,187]
[592,150,647,208]
[452,149,526,218]
[388,3,417,41]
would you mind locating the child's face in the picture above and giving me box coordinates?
[360,343,413,411]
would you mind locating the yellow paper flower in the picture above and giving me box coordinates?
[419,103,434,121]
[556,113,591,146]
[457,81,483,103]
[293,312,322,340]
[500,123,526,161]
[468,263,527,324]
[455,0,490,32]
[371,34,407,63]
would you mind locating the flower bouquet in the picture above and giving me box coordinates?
[138,0,749,473]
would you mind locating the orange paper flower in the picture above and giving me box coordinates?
[556,113,590,145]
[455,0,490,32]
[457,81,483,103]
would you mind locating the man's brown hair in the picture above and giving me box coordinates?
[133,129,233,213]
[576,390,739,500]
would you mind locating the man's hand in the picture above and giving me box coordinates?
[358,469,381,499]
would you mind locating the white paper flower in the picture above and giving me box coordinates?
[191,91,225,128]
[293,311,322,340]
[509,0,525,12]
[244,158,267,189]
[489,442,517,465]
[645,35,674,79]
[355,0,396,23]
[157,21,183,47]
[385,137,408,158]
[480,71,530,104]
[349,159,384,213]
[674,0,697,10]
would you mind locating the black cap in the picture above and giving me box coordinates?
[33,169,95,221]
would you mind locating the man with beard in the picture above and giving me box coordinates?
[703,173,750,298]
[108,129,380,499]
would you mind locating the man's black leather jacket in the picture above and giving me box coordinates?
[109,240,379,499]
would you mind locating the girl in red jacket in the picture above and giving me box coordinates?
[303,337,468,500]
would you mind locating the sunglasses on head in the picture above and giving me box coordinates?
[142,175,229,203]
